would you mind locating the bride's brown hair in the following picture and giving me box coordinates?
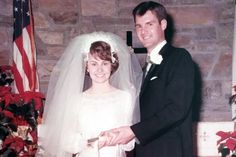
[89,41,119,75]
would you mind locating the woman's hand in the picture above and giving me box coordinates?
[99,126,135,147]
[98,131,118,148]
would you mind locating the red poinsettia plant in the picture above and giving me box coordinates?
[0,65,44,156]
[216,85,236,157]
[216,131,236,157]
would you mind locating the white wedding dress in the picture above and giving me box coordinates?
[62,89,135,157]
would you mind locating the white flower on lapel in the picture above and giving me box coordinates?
[150,54,163,64]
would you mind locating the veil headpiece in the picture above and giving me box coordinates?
[37,31,143,157]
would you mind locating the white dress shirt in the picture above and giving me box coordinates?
[145,40,167,75]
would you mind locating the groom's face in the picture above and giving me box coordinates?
[135,10,166,53]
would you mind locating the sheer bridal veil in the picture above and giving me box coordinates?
[37,31,143,157]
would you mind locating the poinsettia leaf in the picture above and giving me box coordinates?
[10,138,25,153]
[3,136,24,151]
[11,94,23,105]
[13,117,28,126]
[225,138,236,150]
[22,93,33,104]
[21,153,31,157]
[24,91,45,99]
[231,131,236,138]
[216,131,231,145]
[34,92,45,99]
[0,86,11,94]
[1,94,13,106]
[22,92,45,110]
[216,131,230,136]
[29,129,37,142]
[28,147,38,156]
[34,97,44,110]
[3,136,14,146]
[3,110,14,119]
[0,65,12,71]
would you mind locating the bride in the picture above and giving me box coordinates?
[36,32,143,157]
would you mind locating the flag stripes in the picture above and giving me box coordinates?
[13,0,39,93]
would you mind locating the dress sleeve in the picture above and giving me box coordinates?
[62,132,87,154]
[119,91,135,151]
[60,95,87,154]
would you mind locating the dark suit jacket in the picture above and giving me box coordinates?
[131,43,195,157]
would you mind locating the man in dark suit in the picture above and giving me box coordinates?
[100,1,195,157]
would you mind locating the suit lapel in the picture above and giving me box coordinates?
[140,64,157,96]
[140,43,172,97]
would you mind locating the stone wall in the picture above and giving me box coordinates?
[0,0,234,121]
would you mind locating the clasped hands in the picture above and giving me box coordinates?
[89,126,135,149]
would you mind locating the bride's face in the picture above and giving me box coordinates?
[87,54,112,84]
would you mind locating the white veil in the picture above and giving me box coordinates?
[37,32,143,157]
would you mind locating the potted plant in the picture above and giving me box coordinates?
[216,85,236,157]
[0,65,44,156]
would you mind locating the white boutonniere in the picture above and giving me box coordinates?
[150,54,163,64]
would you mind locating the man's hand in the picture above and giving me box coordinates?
[99,126,135,148]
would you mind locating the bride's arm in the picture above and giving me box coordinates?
[61,130,88,154]
[60,96,88,154]
[119,91,135,151]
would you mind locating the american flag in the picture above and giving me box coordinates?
[13,0,39,93]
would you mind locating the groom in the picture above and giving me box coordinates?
[100,1,195,157]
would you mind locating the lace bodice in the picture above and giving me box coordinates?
[62,89,134,157]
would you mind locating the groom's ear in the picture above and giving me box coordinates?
[161,19,167,31]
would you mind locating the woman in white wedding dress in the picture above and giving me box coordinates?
[36,32,143,157]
